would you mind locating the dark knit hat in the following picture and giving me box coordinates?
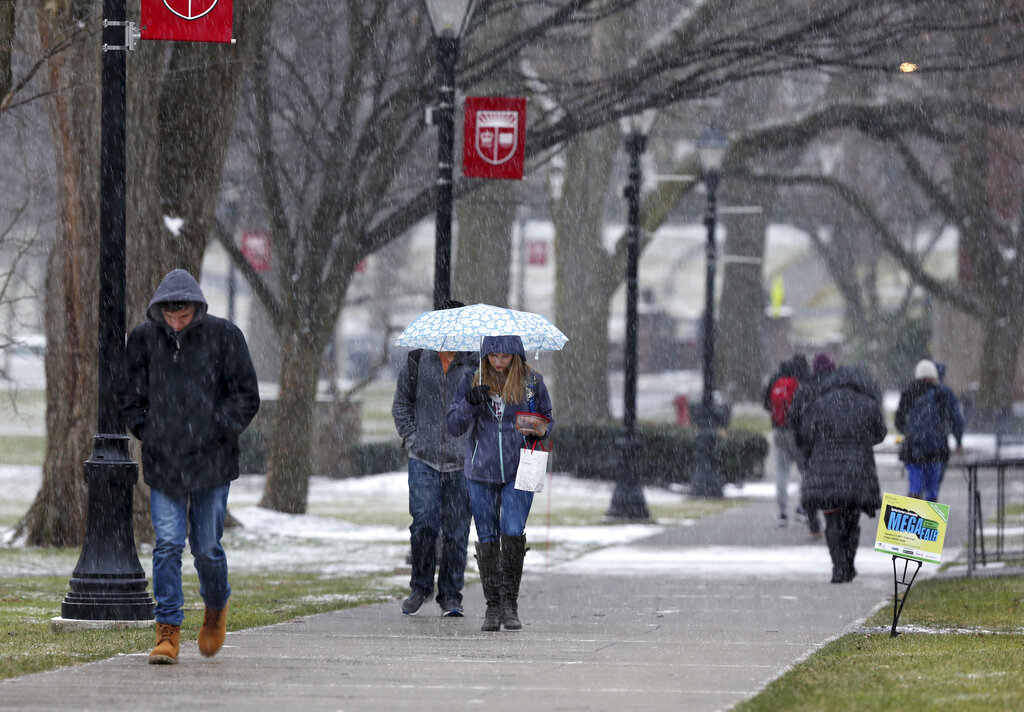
[812,353,836,375]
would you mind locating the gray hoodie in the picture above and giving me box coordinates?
[392,349,477,472]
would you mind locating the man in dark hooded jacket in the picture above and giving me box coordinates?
[799,365,886,583]
[121,269,259,664]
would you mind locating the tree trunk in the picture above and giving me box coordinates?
[717,178,769,402]
[259,329,320,513]
[451,6,521,308]
[552,125,619,423]
[19,1,276,546]
[15,1,98,546]
[455,181,517,307]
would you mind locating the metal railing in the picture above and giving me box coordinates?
[963,458,1024,576]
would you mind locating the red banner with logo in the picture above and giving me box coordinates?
[241,232,272,273]
[462,97,526,180]
[141,0,234,44]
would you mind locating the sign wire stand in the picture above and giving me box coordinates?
[889,555,922,638]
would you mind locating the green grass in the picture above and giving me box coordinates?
[0,434,46,466]
[736,633,1024,712]
[736,575,1024,712]
[0,570,405,680]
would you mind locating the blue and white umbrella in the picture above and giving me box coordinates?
[394,303,568,352]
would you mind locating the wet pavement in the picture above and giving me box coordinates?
[0,461,970,712]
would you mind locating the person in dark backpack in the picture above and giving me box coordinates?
[763,355,809,526]
[391,300,478,617]
[895,359,963,502]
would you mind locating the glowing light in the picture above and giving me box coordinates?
[899,62,919,73]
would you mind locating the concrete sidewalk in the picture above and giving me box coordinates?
[0,463,968,712]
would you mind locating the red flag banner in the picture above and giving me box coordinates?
[140,0,234,44]
[462,97,526,180]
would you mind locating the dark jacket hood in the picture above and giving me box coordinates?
[480,334,525,359]
[147,269,209,325]
[819,365,881,403]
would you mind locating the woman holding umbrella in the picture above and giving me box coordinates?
[447,334,553,632]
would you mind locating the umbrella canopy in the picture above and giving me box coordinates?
[394,303,568,352]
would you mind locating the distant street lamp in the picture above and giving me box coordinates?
[607,110,656,521]
[423,0,477,309]
[690,127,729,499]
[62,0,153,621]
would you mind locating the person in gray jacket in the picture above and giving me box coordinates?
[391,301,477,617]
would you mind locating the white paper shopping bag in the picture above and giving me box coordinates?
[515,443,549,492]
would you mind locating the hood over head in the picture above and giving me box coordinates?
[480,334,525,359]
[147,269,209,325]
[820,365,881,403]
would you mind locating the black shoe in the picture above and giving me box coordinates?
[401,592,427,615]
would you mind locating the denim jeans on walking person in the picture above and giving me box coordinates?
[773,427,803,519]
[150,484,231,626]
[905,462,943,502]
[466,478,534,543]
[408,459,471,606]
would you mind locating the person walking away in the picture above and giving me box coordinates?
[763,355,808,526]
[790,352,837,539]
[895,359,963,502]
[447,335,553,632]
[799,365,887,583]
[391,300,477,617]
[120,269,260,664]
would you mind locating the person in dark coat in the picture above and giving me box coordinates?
[799,365,887,583]
[447,334,553,632]
[121,269,259,664]
[789,352,837,538]
[391,301,477,617]
[894,359,963,502]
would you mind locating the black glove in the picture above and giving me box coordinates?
[524,434,542,448]
[467,384,490,405]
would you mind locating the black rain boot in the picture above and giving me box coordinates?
[824,512,847,583]
[499,534,528,631]
[475,541,502,632]
[844,518,860,582]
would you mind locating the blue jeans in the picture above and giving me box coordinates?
[408,459,471,605]
[906,463,943,502]
[466,478,534,544]
[150,484,231,625]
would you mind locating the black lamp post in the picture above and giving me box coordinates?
[61,2,153,621]
[607,111,656,521]
[423,0,476,310]
[690,127,728,499]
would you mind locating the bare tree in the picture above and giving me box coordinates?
[12,0,275,546]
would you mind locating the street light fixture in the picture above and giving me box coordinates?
[607,110,656,521]
[423,0,477,309]
[690,126,729,499]
[62,0,153,621]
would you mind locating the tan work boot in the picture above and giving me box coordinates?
[197,603,229,657]
[148,623,181,665]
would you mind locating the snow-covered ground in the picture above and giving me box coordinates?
[0,429,1001,582]
[0,466,780,579]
